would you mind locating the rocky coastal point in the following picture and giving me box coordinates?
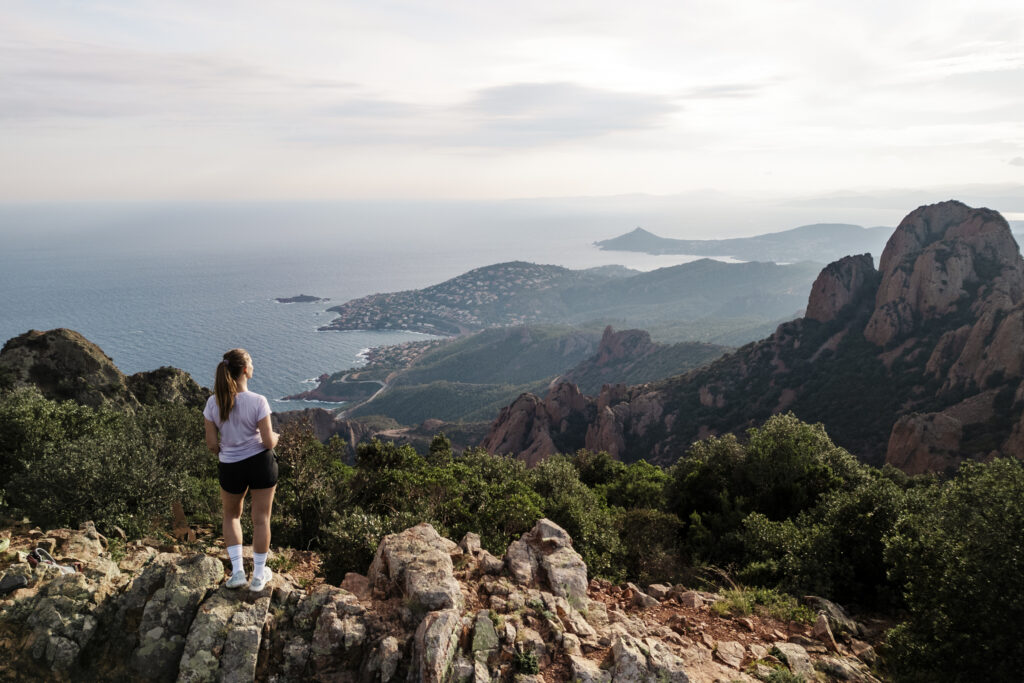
[0,519,882,682]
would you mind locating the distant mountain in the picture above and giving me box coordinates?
[484,201,1024,473]
[320,259,823,340]
[595,224,891,263]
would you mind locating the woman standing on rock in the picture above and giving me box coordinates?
[203,348,279,591]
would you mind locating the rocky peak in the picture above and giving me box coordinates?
[126,366,209,408]
[0,328,208,411]
[804,254,879,323]
[480,392,561,467]
[864,201,1024,346]
[594,326,659,365]
[0,328,139,410]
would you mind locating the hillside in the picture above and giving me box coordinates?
[484,201,1024,472]
[292,325,729,426]
[319,259,822,339]
[596,224,891,263]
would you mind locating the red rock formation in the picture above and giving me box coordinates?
[805,254,878,323]
[481,201,1024,473]
[479,392,561,467]
[886,413,964,474]
[865,201,1024,347]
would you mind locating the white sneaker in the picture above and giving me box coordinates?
[249,568,273,592]
[225,570,248,589]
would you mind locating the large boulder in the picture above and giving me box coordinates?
[130,554,224,681]
[366,523,463,614]
[413,609,461,683]
[885,412,964,474]
[505,519,588,603]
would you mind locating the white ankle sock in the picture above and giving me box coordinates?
[227,544,244,575]
[252,552,267,580]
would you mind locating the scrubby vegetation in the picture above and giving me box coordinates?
[1,385,1021,681]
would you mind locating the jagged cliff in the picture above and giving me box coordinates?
[482,201,1024,473]
[0,329,209,410]
[0,520,882,682]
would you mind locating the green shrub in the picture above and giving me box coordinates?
[710,586,814,624]
[273,423,353,549]
[513,650,539,674]
[741,469,908,604]
[883,459,1024,681]
[320,507,421,583]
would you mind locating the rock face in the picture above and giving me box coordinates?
[505,519,589,602]
[480,201,1024,472]
[0,520,881,682]
[126,366,209,408]
[805,254,879,323]
[0,328,209,411]
[864,201,1024,346]
[480,392,566,467]
[367,523,463,614]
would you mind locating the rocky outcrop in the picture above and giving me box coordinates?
[805,254,879,323]
[0,519,882,682]
[0,328,209,411]
[885,412,965,475]
[126,366,209,408]
[865,201,1024,347]
[505,518,589,603]
[480,392,569,467]
[367,523,463,614]
[480,201,1024,472]
[558,327,728,396]
[0,329,140,410]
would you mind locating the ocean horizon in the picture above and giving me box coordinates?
[1,201,723,411]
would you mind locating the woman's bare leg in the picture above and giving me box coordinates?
[250,486,276,554]
[221,489,246,547]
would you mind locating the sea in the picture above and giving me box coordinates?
[0,200,736,411]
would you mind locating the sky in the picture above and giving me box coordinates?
[2,0,1023,204]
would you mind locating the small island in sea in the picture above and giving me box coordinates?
[275,294,329,304]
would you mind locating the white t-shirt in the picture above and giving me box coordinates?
[203,391,272,463]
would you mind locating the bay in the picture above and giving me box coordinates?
[0,201,709,411]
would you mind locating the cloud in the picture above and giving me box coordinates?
[459,82,678,146]
[682,83,761,99]
[0,42,356,121]
[1010,157,1024,167]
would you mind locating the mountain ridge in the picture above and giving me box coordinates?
[595,223,892,263]
[484,201,1024,473]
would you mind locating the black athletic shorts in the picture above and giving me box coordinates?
[218,449,279,494]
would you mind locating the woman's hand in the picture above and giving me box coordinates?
[258,415,279,450]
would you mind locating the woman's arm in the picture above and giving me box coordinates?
[204,419,220,455]
[258,415,279,450]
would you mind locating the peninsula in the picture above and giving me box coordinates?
[319,259,822,339]
[595,223,891,263]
